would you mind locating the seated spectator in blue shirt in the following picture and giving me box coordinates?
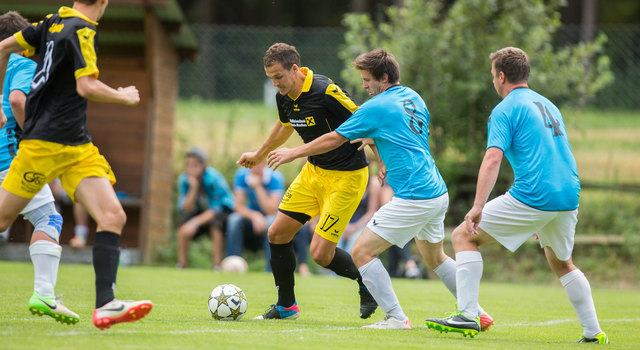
[177,148,234,270]
[227,162,312,274]
[226,162,283,267]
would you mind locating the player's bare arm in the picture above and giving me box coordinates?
[237,122,294,168]
[0,36,25,93]
[266,131,347,170]
[0,107,6,129]
[465,147,503,235]
[76,75,140,105]
[9,90,26,127]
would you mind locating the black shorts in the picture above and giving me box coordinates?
[182,207,231,240]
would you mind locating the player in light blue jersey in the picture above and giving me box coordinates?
[267,48,493,330]
[425,47,608,344]
[0,11,78,324]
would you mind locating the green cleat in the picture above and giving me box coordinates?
[425,312,480,338]
[28,292,79,325]
[576,332,609,344]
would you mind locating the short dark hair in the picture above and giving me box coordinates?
[490,47,530,84]
[0,11,30,42]
[263,43,301,70]
[186,147,207,164]
[75,0,100,5]
[353,48,400,84]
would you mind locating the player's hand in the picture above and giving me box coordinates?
[377,163,387,186]
[266,148,296,170]
[118,86,140,105]
[237,152,262,168]
[464,205,483,235]
[351,138,374,151]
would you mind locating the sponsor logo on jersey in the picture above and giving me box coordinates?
[305,116,316,126]
[49,23,64,33]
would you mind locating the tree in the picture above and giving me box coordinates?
[339,0,612,220]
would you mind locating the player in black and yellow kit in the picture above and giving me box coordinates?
[0,0,152,329]
[238,43,378,320]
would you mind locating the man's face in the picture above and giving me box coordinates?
[265,62,297,96]
[185,156,205,178]
[360,70,384,97]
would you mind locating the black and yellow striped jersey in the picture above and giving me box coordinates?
[14,7,100,145]
[276,68,368,171]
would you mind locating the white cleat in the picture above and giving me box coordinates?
[363,315,412,330]
[92,299,153,330]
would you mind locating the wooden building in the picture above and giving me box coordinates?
[0,0,197,263]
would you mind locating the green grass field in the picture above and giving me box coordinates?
[1,261,638,349]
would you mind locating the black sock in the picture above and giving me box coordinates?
[93,231,120,308]
[269,241,296,307]
[326,247,365,287]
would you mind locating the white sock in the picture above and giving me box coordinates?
[29,240,62,297]
[455,251,483,319]
[359,258,407,321]
[560,269,602,337]
[75,225,89,240]
[433,256,488,317]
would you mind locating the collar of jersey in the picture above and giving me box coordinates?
[291,67,313,101]
[59,6,99,26]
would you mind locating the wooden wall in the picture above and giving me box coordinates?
[140,12,179,263]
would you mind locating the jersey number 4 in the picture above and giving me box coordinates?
[534,101,564,137]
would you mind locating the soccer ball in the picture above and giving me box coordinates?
[220,255,248,273]
[208,284,248,321]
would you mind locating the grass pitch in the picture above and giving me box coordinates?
[1,261,638,349]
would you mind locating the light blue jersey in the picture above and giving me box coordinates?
[0,54,36,171]
[232,167,284,213]
[487,88,580,211]
[178,166,235,215]
[336,85,447,200]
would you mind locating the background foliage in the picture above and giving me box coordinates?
[339,0,613,217]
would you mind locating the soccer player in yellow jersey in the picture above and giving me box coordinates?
[238,43,378,320]
[0,0,152,329]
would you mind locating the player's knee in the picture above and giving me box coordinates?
[24,202,62,243]
[0,216,12,232]
[267,226,291,244]
[97,206,126,231]
[350,245,367,267]
[310,246,332,267]
[450,224,469,250]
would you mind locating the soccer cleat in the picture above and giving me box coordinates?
[576,332,609,344]
[253,302,300,320]
[362,315,412,330]
[359,286,378,319]
[92,299,153,330]
[478,312,495,331]
[28,292,79,325]
[425,312,480,338]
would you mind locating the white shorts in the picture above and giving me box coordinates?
[0,168,55,215]
[366,193,448,247]
[478,192,577,261]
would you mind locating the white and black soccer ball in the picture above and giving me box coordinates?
[208,284,248,321]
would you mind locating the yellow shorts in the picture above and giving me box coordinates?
[279,162,368,243]
[2,140,116,202]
